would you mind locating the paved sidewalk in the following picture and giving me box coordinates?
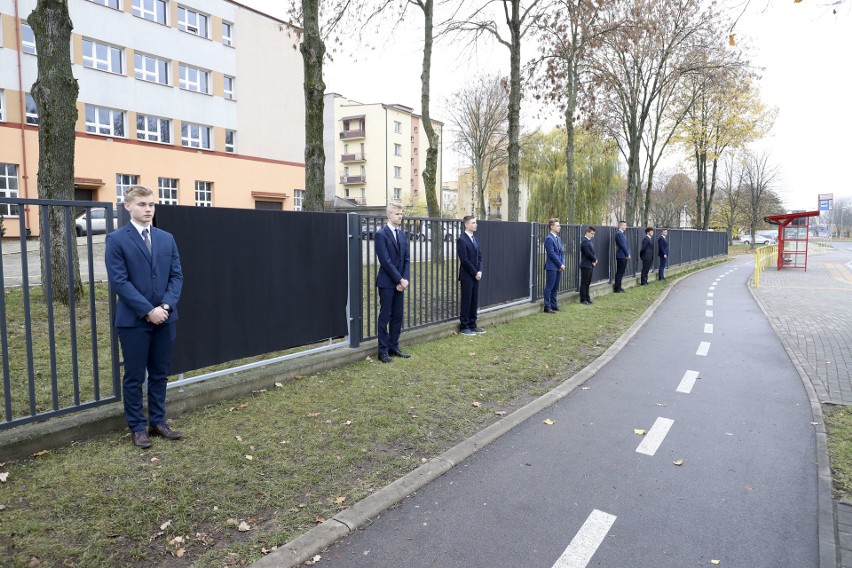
[752,244,852,405]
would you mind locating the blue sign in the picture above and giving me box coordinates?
[819,199,831,211]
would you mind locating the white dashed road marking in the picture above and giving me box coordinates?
[551,510,617,568]
[704,323,713,334]
[707,292,714,297]
[706,310,713,318]
[676,370,700,394]
[706,300,713,306]
[635,417,675,456]
[696,342,711,356]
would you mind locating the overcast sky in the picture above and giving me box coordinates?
[244,0,851,211]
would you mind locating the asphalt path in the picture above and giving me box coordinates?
[316,261,819,568]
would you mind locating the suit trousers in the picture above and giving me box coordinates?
[614,258,628,291]
[377,286,404,354]
[580,268,593,302]
[640,259,652,284]
[544,269,561,309]
[118,322,176,432]
[658,257,667,279]
[459,278,480,330]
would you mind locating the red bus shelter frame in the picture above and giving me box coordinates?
[763,210,820,271]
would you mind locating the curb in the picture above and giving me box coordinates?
[749,283,838,568]
[251,261,727,568]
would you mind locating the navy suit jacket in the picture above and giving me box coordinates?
[457,233,483,282]
[580,237,597,269]
[105,224,183,328]
[658,235,669,258]
[375,225,410,289]
[544,233,565,271]
[615,230,630,260]
[640,235,654,262]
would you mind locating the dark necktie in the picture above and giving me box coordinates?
[394,228,400,251]
[142,228,151,254]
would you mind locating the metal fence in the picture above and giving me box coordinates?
[1,199,727,430]
[0,198,120,431]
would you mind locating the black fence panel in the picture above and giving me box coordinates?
[591,225,614,284]
[477,220,532,307]
[667,229,684,266]
[155,206,348,374]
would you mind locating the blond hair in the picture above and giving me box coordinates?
[124,185,154,203]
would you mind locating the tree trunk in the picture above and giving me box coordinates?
[301,0,326,211]
[29,0,82,306]
[625,138,642,225]
[417,0,442,260]
[476,162,486,218]
[702,156,719,230]
[642,163,655,227]
[694,149,705,229]
[505,0,521,222]
[564,74,577,224]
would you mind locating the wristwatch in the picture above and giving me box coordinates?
[160,303,172,313]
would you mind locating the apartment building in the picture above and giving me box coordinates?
[323,92,443,213]
[0,0,305,237]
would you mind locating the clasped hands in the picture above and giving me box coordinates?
[145,306,170,325]
[395,278,410,292]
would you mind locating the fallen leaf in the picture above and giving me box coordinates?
[261,546,278,554]
[468,352,476,356]
[655,403,667,407]
[335,496,346,504]
[226,518,239,526]
[279,440,289,445]
[495,411,507,416]
[31,450,49,457]
[543,419,555,425]
[238,521,251,532]
[0,504,6,511]
[305,555,322,566]
[811,422,821,426]
[245,455,253,461]
[274,382,284,388]
[315,516,326,524]
[150,457,161,465]
[235,435,243,442]
[307,412,320,417]
[634,429,647,436]
[472,401,482,408]
[711,561,720,565]
[160,520,172,531]
[344,420,352,425]
[0,472,9,483]
[581,387,590,390]
[169,536,185,545]
[237,403,249,410]
[673,459,684,466]
[176,548,185,558]
[28,558,40,567]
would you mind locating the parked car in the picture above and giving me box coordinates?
[419,222,460,242]
[739,233,775,245]
[75,207,117,236]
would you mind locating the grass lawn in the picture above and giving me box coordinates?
[823,405,852,501]
[0,263,720,568]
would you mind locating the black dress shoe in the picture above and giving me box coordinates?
[379,352,392,363]
[132,430,152,448]
[148,423,182,440]
[389,349,411,358]
[544,308,555,313]
[552,307,561,312]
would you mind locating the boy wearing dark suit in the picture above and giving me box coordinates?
[375,203,411,363]
[543,218,565,313]
[613,220,630,293]
[658,228,669,280]
[639,227,654,285]
[105,186,183,448]
[579,226,597,305]
[457,216,485,335]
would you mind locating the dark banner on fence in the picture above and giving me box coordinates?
[477,220,532,307]
[155,206,348,374]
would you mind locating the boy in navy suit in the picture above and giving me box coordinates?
[639,227,654,285]
[613,220,630,293]
[658,228,669,280]
[457,215,485,335]
[579,226,597,305]
[543,218,565,313]
[375,203,411,363]
[106,185,183,448]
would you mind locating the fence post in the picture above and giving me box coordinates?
[529,222,537,302]
[347,213,363,348]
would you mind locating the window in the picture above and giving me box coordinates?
[414,147,418,155]
[116,173,138,203]
[394,121,401,133]
[414,169,418,176]
[181,122,211,149]
[225,130,236,153]
[21,22,36,54]
[158,177,178,205]
[179,64,209,94]
[25,94,39,125]
[85,104,125,137]
[224,76,235,100]
[394,143,402,156]
[134,52,169,85]
[222,21,234,46]
[133,0,167,24]
[393,166,401,179]
[0,90,5,122]
[393,187,401,201]
[0,164,20,216]
[136,114,171,143]
[83,39,123,74]
[89,0,121,8]
[293,189,304,211]
[178,6,209,37]
[195,181,212,207]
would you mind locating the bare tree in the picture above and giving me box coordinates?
[716,151,745,243]
[742,149,780,247]
[29,0,82,305]
[649,171,694,228]
[447,75,509,217]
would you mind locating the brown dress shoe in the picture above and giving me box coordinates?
[148,423,182,440]
[132,430,152,448]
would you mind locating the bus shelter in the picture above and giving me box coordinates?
[764,210,820,270]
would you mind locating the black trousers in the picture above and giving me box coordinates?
[614,258,628,291]
[640,258,652,284]
[459,278,479,330]
[579,267,593,302]
[377,286,404,354]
